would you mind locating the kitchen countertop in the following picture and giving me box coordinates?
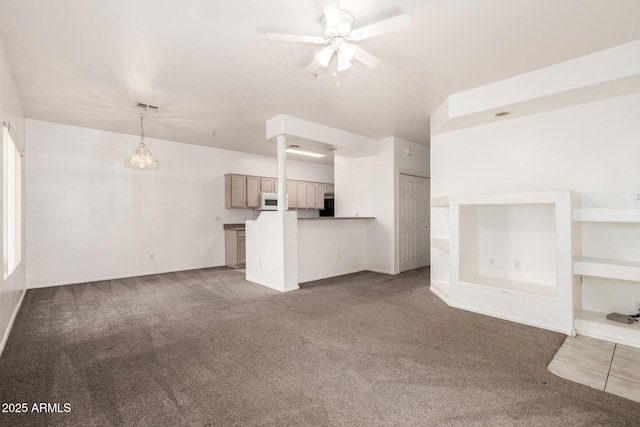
[298,217,375,220]
[225,218,374,228]
[223,223,245,230]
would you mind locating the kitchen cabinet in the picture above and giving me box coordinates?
[237,231,246,265]
[246,176,261,208]
[306,183,317,209]
[225,174,246,208]
[260,178,275,193]
[287,180,297,209]
[225,228,246,268]
[225,173,333,210]
[316,183,325,209]
[296,182,307,209]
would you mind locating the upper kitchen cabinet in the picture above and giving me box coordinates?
[260,178,276,193]
[296,182,307,209]
[316,184,325,209]
[287,180,297,209]
[305,183,317,209]
[225,173,332,210]
[225,174,246,208]
[246,176,261,208]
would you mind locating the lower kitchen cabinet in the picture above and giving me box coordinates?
[225,228,246,268]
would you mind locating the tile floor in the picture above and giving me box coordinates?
[548,335,640,403]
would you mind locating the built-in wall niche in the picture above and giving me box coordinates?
[450,190,575,335]
[459,203,557,297]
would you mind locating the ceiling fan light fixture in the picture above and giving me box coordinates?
[316,46,334,67]
[340,43,356,61]
[266,1,410,74]
[337,57,352,71]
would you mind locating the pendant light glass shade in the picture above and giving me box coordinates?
[124,116,159,170]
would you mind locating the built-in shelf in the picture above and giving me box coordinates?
[430,237,450,252]
[574,257,640,282]
[430,196,450,207]
[460,275,557,298]
[573,209,640,223]
[574,308,640,347]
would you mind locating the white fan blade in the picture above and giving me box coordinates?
[350,14,410,41]
[266,33,326,44]
[322,0,342,30]
[354,46,382,69]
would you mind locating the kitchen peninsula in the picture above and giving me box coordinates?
[244,211,375,292]
[297,216,375,283]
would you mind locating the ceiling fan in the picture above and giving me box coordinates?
[266,0,410,73]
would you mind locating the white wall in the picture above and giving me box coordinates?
[432,92,640,315]
[335,138,395,274]
[26,119,333,288]
[298,219,371,283]
[334,136,429,275]
[0,40,26,354]
[395,137,430,175]
[245,210,298,292]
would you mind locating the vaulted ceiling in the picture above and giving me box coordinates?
[1,0,640,164]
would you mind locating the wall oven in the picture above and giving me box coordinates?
[319,193,334,217]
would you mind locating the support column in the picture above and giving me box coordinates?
[276,135,287,211]
[245,133,298,292]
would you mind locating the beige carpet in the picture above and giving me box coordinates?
[1,267,639,426]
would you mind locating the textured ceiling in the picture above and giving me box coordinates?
[1,0,640,165]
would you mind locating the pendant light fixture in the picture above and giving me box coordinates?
[124,115,159,170]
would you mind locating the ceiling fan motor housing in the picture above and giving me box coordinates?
[321,10,355,39]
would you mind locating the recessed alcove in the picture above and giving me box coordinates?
[458,203,557,297]
[449,191,576,334]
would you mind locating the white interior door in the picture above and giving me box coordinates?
[400,174,430,272]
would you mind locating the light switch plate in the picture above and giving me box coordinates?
[635,191,640,203]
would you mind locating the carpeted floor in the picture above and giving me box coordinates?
[1,267,639,426]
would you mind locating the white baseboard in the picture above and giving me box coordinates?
[27,264,226,289]
[0,287,26,357]
[366,268,398,275]
[430,283,452,306]
[245,276,299,293]
[299,268,368,284]
[450,300,572,336]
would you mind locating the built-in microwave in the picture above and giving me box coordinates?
[258,192,278,210]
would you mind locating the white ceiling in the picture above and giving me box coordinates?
[1,0,640,165]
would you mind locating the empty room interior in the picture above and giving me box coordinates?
[2,0,640,425]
